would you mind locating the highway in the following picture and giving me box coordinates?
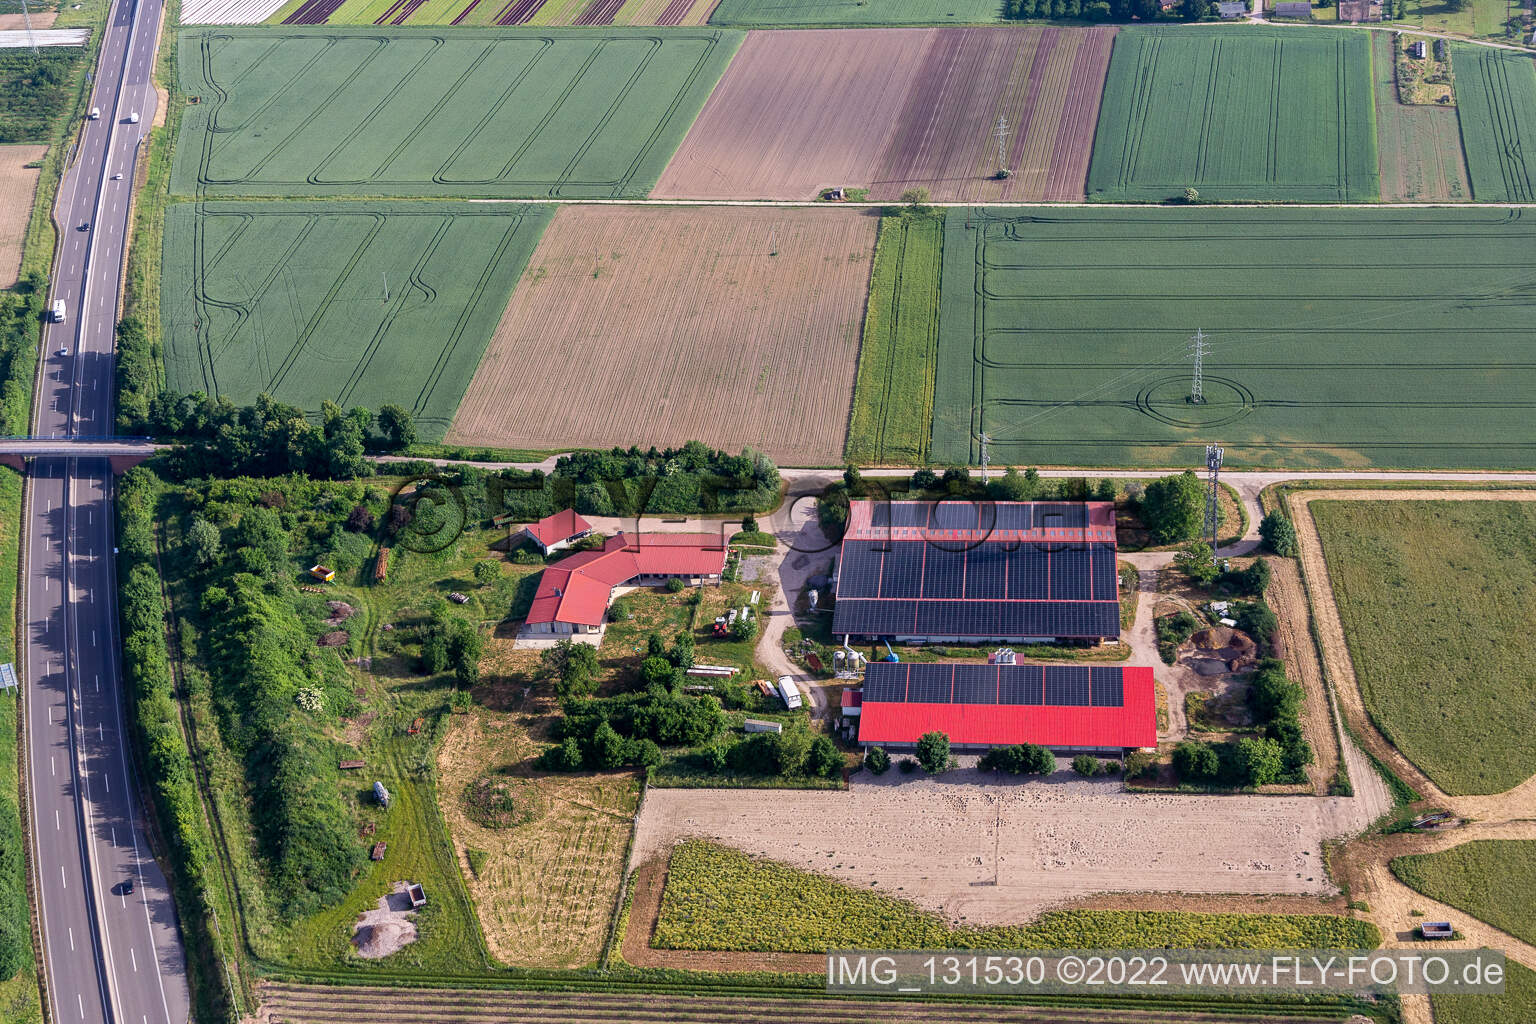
[22,0,191,1019]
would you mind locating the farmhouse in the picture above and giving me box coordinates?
[522,534,727,638]
[521,508,593,554]
[854,662,1157,756]
[830,500,1121,645]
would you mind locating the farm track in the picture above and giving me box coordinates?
[258,982,1353,1024]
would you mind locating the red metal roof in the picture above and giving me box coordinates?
[525,508,592,547]
[857,666,1156,749]
[841,688,862,709]
[524,533,726,627]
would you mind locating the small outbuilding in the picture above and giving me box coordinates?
[1272,0,1312,16]
[522,509,593,555]
[1217,0,1247,16]
[1408,39,1427,59]
[373,781,390,807]
[406,883,427,908]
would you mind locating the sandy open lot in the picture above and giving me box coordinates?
[0,145,45,287]
[448,205,875,464]
[633,770,1376,926]
[0,10,58,28]
[653,26,1114,202]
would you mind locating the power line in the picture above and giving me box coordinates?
[1189,328,1209,405]
[991,116,1011,177]
[20,0,39,57]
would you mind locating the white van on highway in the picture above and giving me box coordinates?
[126,111,140,124]
[50,300,65,323]
[89,107,100,120]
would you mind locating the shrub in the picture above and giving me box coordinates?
[1173,740,1220,781]
[978,743,1055,775]
[473,560,499,585]
[865,746,891,774]
[1072,754,1100,777]
[665,577,686,593]
[1260,509,1298,557]
[1235,737,1285,787]
[805,735,844,779]
[729,613,758,642]
[1156,610,1200,664]
[898,757,918,774]
[1140,471,1205,543]
[915,731,951,773]
[1174,542,1220,585]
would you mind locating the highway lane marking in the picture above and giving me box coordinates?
[55,809,60,830]
[77,993,83,1019]
[61,865,66,889]
[130,949,136,972]
[69,928,73,951]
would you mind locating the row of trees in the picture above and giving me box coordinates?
[132,391,418,480]
[1005,0,1210,20]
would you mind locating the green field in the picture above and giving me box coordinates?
[161,201,551,437]
[845,213,942,465]
[929,207,1536,469]
[1312,500,1536,795]
[1087,28,1378,202]
[1434,960,1536,1024]
[1450,45,1536,202]
[172,27,738,198]
[1392,841,1536,945]
[707,0,1002,26]
[655,840,1380,951]
[1383,0,1526,44]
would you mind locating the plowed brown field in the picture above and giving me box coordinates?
[448,205,875,463]
[0,145,45,287]
[652,26,1116,202]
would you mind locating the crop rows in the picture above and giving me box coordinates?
[446,205,875,464]
[1450,44,1536,202]
[160,201,551,438]
[654,26,1113,202]
[173,27,739,198]
[1088,28,1377,202]
[845,214,942,464]
[266,0,717,25]
[930,207,1536,468]
[258,981,1362,1024]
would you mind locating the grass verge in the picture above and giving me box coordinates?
[845,212,941,465]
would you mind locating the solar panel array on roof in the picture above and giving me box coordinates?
[863,662,1127,708]
[836,540,1117,602]
[832,600,1121,639]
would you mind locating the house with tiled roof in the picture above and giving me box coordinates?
[521,509,593,554]
[520,533,727,638]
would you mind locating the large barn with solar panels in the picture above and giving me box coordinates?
[830,500,1121,644]
[855,661,1157,755]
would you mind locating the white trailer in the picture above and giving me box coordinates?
[776,675,802,710]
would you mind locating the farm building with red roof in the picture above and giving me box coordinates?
[522,508,594,554]
[854,662,1156,755]
[521,533,726,638]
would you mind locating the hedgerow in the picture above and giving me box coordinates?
[655,840,1379,953]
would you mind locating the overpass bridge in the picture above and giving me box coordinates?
[0,436,158,472]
